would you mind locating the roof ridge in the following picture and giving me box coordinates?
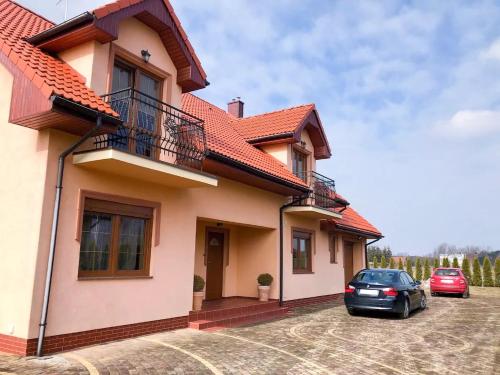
[9,0,55,27]
[185,93,227,113]
[237,103,315,122]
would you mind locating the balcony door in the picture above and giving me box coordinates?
[110,61,161,159]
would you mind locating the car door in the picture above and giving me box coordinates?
[399,272,411,302]
[403,272,419,309]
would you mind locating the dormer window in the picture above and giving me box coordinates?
[292,147,308,182]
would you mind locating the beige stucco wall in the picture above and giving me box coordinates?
[260,143,289,167]
[194,221,278,300]
[25,130,288,337]
[261,129,317,178]
[282,214,342,300]
[0,64,51,339]
[282,213,366,301]
[58,17,182,107]
[114,17,182,107]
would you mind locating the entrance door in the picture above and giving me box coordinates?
[205,231,224,300]
[343,241,354,283]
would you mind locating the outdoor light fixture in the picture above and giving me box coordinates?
[141,49,151,63]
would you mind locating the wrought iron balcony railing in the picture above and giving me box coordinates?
[292,171,345,210]
[91,88,207,169]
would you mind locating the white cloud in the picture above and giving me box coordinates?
[436,110,500,138]
[481,38,500,60]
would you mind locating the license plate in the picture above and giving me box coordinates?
[358,289,379,296]
[441,279,453,284]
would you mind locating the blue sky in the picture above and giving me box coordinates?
[19,0,500,255]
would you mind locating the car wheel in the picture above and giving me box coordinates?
[347,308,357,316]
[399,299,409,319]
[420,294,427,310]
[431,292,436,296]
[462,289,470,299]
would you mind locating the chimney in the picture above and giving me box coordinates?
[228,97,244,118]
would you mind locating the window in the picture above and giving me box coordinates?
[329,233,337,263]
[355,270,399,283]
[399,273,410,285]
[402,272,415,285]
[435,269,460,276]
[292,230,313,273]
[78,199,153,278]
[292,148,308,181]
[109,59,162,159]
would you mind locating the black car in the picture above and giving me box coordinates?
[344,269,427,319]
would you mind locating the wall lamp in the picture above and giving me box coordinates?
[141,49,151,63]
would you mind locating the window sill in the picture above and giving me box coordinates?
[293,270,314,274]
[78,275,153,281]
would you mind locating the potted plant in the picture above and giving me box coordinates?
[193,275,205,311]
[257,273,273,302]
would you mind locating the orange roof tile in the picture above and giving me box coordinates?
[0,0,116,117]
[93,0,206,80]
[233,104,315,141]
[182,94,308,188]
[330,203,382,237]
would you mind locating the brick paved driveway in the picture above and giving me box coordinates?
[1,287,499,374]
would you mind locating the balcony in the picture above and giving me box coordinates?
[284,171,346,219]
[73,89,217,188]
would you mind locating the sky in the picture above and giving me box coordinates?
[18,0,500,255]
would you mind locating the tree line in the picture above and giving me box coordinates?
[369,254,500,287]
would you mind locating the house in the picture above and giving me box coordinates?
[0,0,381,356]
[392,256,407,265]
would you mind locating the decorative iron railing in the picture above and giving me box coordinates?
[292,171,344,209]
[92,88,207,169]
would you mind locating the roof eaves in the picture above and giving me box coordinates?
[334,224,383,238]
[246,132,296,144]
[207,150,310,193]
[25,12,94,45]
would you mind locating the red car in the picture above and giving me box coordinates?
[430,268,469,298]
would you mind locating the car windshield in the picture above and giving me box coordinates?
[435,269,460,276]
[354,271,398,283]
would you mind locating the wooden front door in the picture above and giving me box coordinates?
[343,241,354,283]
[205,231,224,300]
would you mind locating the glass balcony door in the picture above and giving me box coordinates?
[109,61,161,159]
[136,73,159,158]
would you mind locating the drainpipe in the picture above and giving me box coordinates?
[279,197,307,306]
[36,116,103,357]
[365,237,383,269]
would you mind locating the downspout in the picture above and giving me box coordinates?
[365,237,383,269]
[279,197,307,306]
[36,116,103,357]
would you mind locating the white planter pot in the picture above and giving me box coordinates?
[193,291,204,311]
[258,285,270,302]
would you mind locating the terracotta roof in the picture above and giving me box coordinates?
[330,204,382,238]
[0,0,116,117]
[182,94,309,188]
[93,0,206,80]
[233,104,315,141]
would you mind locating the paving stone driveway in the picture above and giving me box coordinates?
[1,286,499,374]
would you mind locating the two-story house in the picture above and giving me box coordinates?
[0,0,381,356]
